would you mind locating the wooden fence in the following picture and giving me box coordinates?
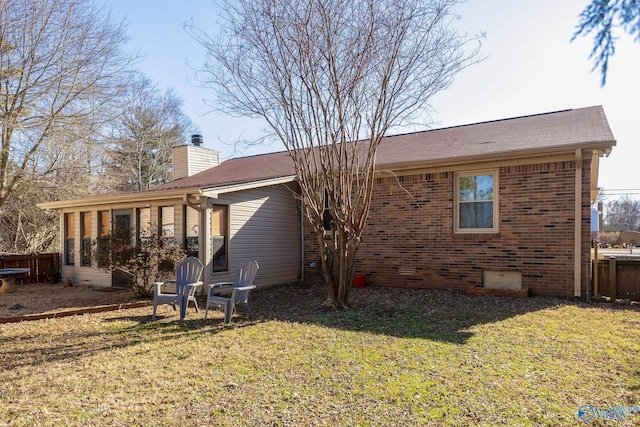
[0,253,60,285]
[594,256,640,301]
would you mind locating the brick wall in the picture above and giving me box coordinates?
[303,154,593,297]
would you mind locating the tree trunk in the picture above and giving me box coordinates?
[317,227,358,309]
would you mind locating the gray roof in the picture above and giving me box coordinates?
[38,106,616,209]
[154,105,615,192]
[378,105,614,169]
[150,149,295,192]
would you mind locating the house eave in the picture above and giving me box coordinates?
[380,141,615,173]
[37,138,614,210]
[36,175,298,210]
[37,188,204,210]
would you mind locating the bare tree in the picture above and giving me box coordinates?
[104,75,195,192]
[191,0,479,307]
[0,0,136,212]
[0,182,58,253]
[0,140,104,254]
[603,196,640,231]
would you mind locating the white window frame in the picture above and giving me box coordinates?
[454,170,499,234]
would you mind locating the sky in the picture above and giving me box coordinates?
[103,0,640,200]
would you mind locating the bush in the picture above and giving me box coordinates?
[93,225,186,297]
[596,231,620,248]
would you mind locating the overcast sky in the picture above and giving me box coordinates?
[104,0,640,200]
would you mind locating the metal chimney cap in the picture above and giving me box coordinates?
[191,134,203,146]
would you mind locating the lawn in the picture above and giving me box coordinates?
[1,283,639,426]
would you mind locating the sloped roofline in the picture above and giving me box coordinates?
[38,105,616,210]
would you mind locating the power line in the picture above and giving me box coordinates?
[601,193,640,196]
[600,189,640,196]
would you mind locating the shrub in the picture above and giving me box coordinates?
[93,224,186,297]
[597,231,620,248]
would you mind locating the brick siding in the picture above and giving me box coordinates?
[304,154,593,297]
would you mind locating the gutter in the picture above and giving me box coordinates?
[36,175,297,210]
[37,188,204,210]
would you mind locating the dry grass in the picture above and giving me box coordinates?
[1,283,640,426]
[0,283,141,318]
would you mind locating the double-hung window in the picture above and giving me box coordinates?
[454,171,498,233]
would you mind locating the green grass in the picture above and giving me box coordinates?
[1,284,640,426]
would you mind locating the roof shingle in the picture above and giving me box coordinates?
[155,105,614,192]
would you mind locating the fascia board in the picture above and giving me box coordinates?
[37,188,203,210]
[37,176,298,209]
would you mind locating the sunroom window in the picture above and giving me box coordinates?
[96,210,110,269]
[64,213,75,265]
[212,205,229,272]
[184,205,199,258]
[80,212,92,267]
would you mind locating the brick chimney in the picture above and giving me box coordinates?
[172,135,220,180]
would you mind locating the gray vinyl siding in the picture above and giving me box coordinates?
[172,145,220,179]
[189,149,219,176]
[60,263,111,287]
[210,184,301,288]
[172,147,189,179]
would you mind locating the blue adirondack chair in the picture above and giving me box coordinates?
[152,257,204,320]
[205,260,259,324]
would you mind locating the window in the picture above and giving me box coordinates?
[159,206,175,239]
[112,210,133,268]
[322,189,333,231]
[454,171,498,233]
[96,210,110,269]
[184,205,199,258]
[211,205,229,272]
[80,212,92,267]
[136,207,151,245]
[155,206,175,272]
[64,213,75,265]
[113,210,132,241]
[137,207,151,236]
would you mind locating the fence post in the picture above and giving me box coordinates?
[585,260,591,301]
[609,256,617,300]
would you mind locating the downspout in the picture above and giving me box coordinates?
[301,197,305,283]
[198,199,208,281]
[574,149,582,297]
[183,193,204,211]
